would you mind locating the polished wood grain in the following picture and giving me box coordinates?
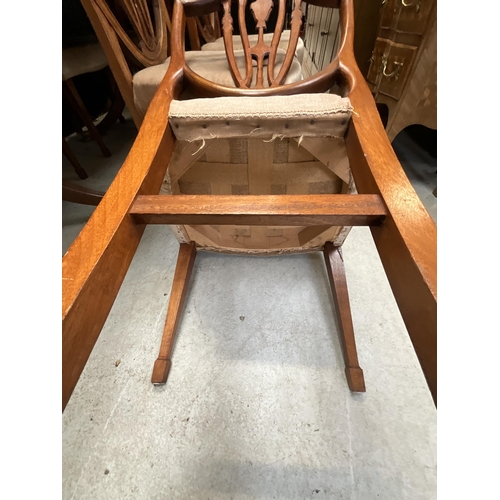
[219,0,303,88]
[339,0,437,404]
[183,0,343,96]
[62,60,184,411]
[323,242,365,392]
[247,0,277,85]
[62,180,104,206]
[152,242,197,384]
[62,0,437,410]
[129,194,387,226]
[186,17,202,49]
[221,0,248,87]
[92,0,169,68]
[266,0,286,85]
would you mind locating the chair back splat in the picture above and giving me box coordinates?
[63,0,437,411]
[177,0,346,97]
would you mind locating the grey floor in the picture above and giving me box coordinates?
[62,117,437,499]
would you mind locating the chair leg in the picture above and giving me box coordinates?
[96,67,127,134]
[152,242,197,385]
[62,79,112,157]
[63,137,88,179]
[323,242,366,392]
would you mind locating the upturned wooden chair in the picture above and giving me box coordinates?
[63,0,437,411]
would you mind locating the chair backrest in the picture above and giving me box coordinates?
[80,0,172,125]
[172,0,346,98]
[219,0,303,89]
[80,0,225,126]
[63,0,438,410]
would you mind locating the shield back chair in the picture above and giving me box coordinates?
[80,0,305,127]
[62,0,437,411]
[79,0,173,127]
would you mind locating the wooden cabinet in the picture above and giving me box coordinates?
[300,0,436,142]
[367,0,437,141]
[367,39,418,100]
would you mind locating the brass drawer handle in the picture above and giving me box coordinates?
[401,0,421,13]
[382,59,404,80]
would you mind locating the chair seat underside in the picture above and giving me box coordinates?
[161,136,355,253]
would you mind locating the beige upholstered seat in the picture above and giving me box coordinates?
[162,93,354,254]
[201,30,305,63]
[133,49,304,116]
[169,94,352,141]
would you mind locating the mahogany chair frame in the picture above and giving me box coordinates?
[80,0,172,128]
[79,0,221,127]
[63,0,437,411]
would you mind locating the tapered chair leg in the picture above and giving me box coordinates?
[323,242,366,392]
[152,242,197,384]
[63,137,88,179]
[63,79,112,157]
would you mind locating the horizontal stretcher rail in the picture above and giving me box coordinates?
[129,194,387,226]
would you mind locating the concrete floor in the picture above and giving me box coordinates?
[62,117,437,499]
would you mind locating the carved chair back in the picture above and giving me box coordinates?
[80,0,172,125]
[175,0,345,97]
[79,0,221,126]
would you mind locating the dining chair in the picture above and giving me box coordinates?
[63,0,437,411]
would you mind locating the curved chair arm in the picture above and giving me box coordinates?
[338,0,436,404]
[62,59,184,410]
